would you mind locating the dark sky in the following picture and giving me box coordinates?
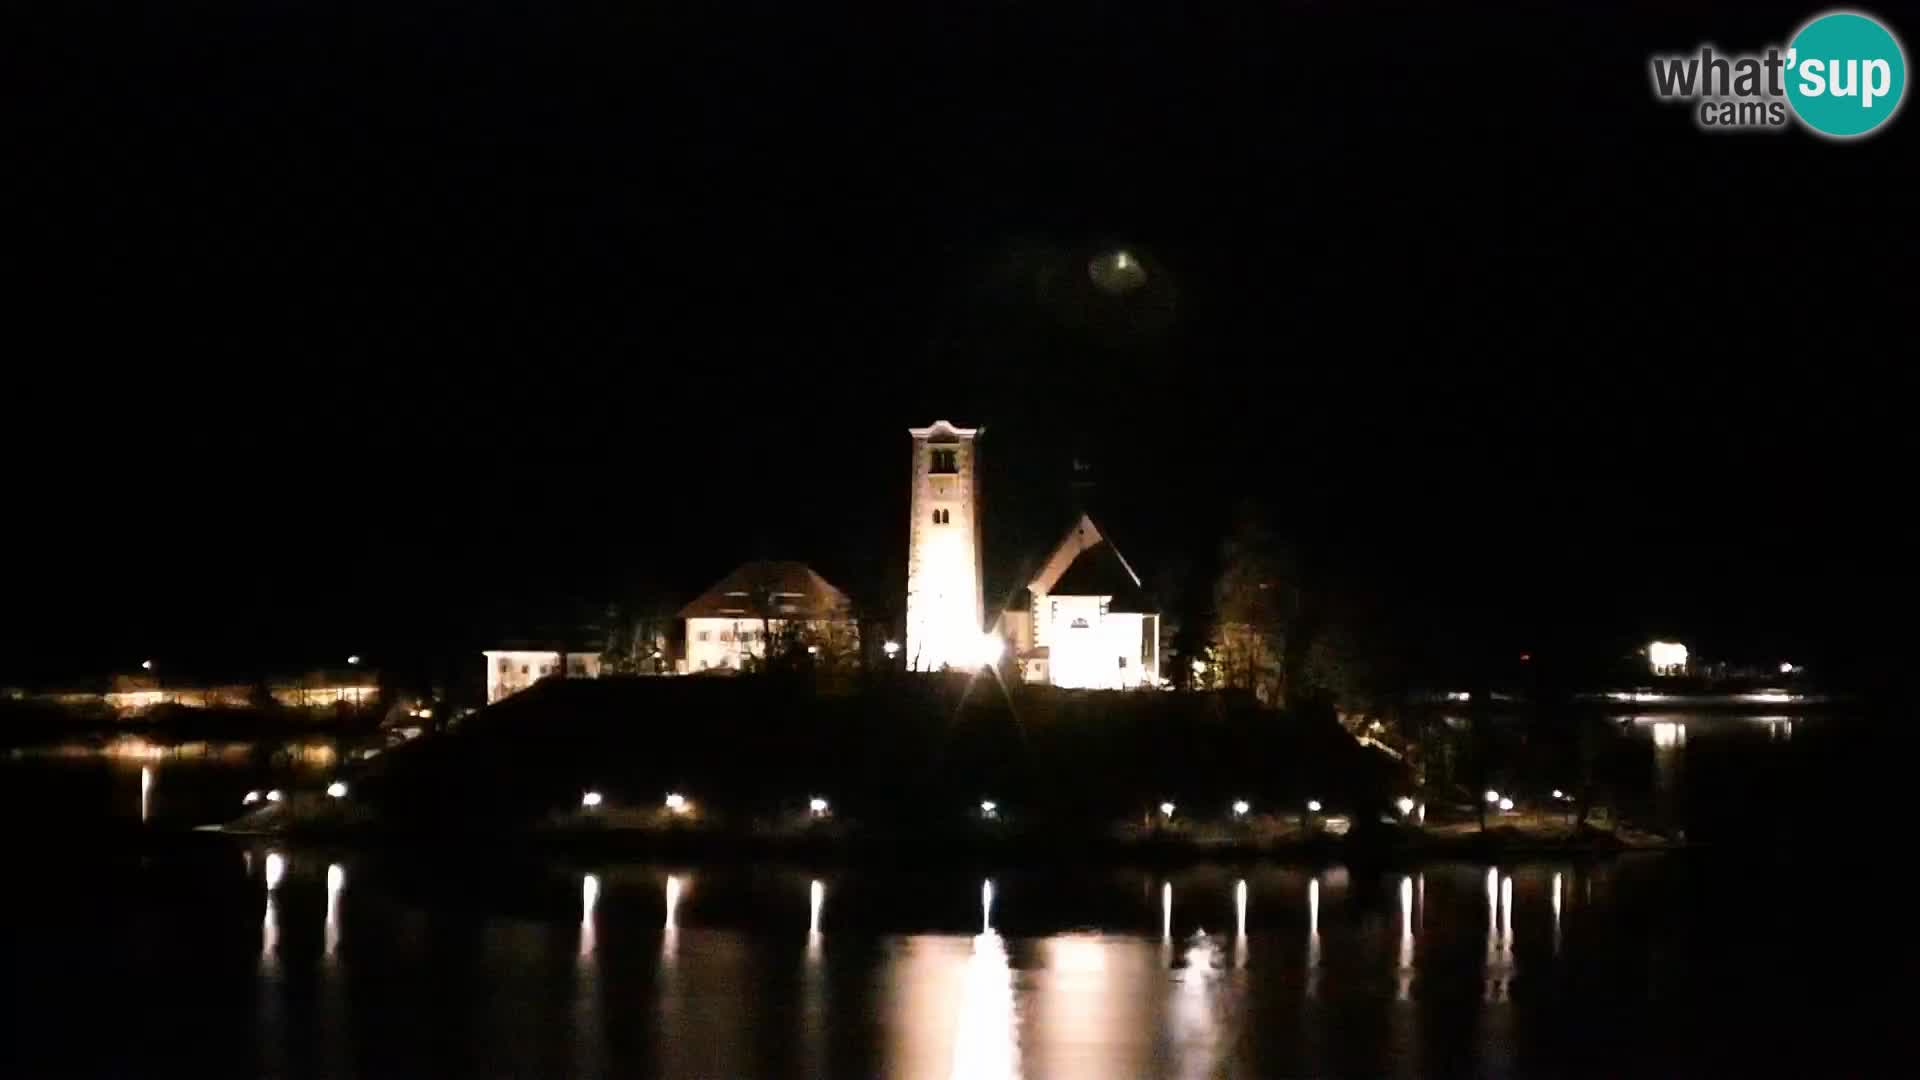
[4,2,1912,684]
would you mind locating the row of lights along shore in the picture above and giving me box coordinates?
[567,793,1433,822]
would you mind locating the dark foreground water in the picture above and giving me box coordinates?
[2,713,1899,1076]
[2,845,1898,1078]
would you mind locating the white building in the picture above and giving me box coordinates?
[1000,513,1161,689]
[484,649,602,704]
[679,560,857,673]
[905,420,988,671]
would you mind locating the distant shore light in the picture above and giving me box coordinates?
[1648,640,1688,676]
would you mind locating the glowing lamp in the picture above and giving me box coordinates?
[140,660,153,671]
[1483,789,1501,804]
[979,800,998,818]
[1306,799,1323,813]
[1232,799,1250,817]
[243,790,262,806]
[808,797,829,816]
[1395,796,1416,816]
[326,781,348,799]
[664,793,688,813]
[581,790,603,809]
[1159,801,1176,818]
[1552,788,1565,800]
[266,789,284,803]
[1779,661,1795,674]
[882,640,900,658]
[1498,796,1514,812]
[347,655,361,665]
[1191,659,1207,675]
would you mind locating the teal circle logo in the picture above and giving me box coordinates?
[1786,11,1906,137]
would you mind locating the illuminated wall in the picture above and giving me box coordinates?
[683,617,857,672]
[483,650,602,704]
[905,421,985,671]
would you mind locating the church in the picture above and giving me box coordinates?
[906,420,1162,689]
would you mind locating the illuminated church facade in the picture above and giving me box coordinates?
[906,420,1161,689]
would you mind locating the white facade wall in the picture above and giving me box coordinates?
[905,421,985,671]
[1034,596,1156,690]
[484,650,602,704]
[684,616,858,672]
[685,616,775,672]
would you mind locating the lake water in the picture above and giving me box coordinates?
[2,713,1897,1076]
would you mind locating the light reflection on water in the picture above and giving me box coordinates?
[190,857,1720,1077]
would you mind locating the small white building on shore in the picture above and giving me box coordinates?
[483,649,602,704]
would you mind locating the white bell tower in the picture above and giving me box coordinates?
[906,420,985,671]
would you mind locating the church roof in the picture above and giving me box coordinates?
[678,560,853,620]
[1047,541,1156,613]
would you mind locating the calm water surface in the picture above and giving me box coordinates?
[2,714,1895,1076]
[4,847,1894,1077]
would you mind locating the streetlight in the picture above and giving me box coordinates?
[979,800,998,819]
[1498,796,1515,812]
[347,655,361,666]
[1483,789,1502,805]
[581,790,603,809]
[808,796,830,817]
[664,792,688,814]
[140,659,154,672]
[1159,801,1176,818]
[1232,799,1251,817]
[326,781,348,799]
[883,640,900,659]
[1306,799,1322,813]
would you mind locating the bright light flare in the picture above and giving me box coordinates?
[1306,799,1322,813]
[1159,801,1176,818]
[265,851,286,891]
[326,781,348,799]
[581,790,603,808]
[1648,640,1688,675]
[1483,789,1501,805]
[1232,799,1250,817]
[266,789,284,803]
[1498,796,1514,812]
[664,792,688,813]
[808,796,829,816]
[979,800,998,818]
[243,790,262,805]
[1395,796,1416,816]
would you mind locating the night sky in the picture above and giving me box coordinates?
[5,2,1910,686]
